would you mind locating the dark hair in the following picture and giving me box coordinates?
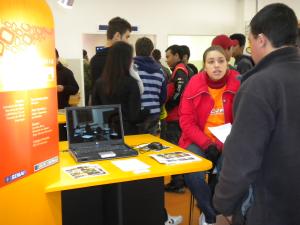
[152,49,161,61]
[135,37,154,56]
[181,45,190,59]
[101,42,133,95]
[202,46,227,67]
[250,3,298,47]
[230,33,246,47]
[82,49,88,60]
[55,48,59,58]
[107,17,132,40]
[165,45,184,60]
[296,27,300,48]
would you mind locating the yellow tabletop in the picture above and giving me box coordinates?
[46,134,212,193]
[58,111,66,124]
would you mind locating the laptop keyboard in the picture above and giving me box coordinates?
[72,144,130,153]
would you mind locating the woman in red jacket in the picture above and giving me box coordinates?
[179,46,240,225]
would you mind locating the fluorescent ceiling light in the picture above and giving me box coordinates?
[57,0,74,9]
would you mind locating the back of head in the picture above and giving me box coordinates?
[152,49,161,61]
[107,17,132,40]
[230,33,246,47]
[250,3,298,48]
[165,44,184,60]
[82,49,88,60]
[135,37,154,56]
[101,41,133,94]
[181,45,190,59]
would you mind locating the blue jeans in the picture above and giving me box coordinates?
[184,144,220,224]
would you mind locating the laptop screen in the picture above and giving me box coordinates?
[66,105,124,145]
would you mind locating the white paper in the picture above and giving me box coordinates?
[208,123,232,143]
[112,158,150,172]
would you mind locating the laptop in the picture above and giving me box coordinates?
[66,104,138,162]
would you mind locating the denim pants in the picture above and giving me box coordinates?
[184,144,220,224]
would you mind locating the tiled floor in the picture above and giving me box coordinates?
[164,178,230,225]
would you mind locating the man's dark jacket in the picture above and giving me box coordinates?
[235,55,255,75]
[214,47,300,225]
[89,47,110,88]
[56,62,79,109]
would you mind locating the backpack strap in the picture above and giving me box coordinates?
[171,63,189,80]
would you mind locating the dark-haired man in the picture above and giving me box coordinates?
[181,45,198,76]
[56,49,79,141]
[152,49,171,81]
[56,49,79,109]
[90,17,132,88]
[164,45,190,193]
[214,3,300,225]
[230,33,255,74]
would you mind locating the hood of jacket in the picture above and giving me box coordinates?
[134,56,162,73]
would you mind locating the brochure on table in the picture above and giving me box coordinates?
[63,164,108,179]
[150,151,202,165]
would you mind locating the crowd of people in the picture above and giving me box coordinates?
[56,3,300,225]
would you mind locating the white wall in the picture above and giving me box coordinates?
[46,0,300,58]
[243,0,300,22]
[258,0,300,16]
[46,0,243,58]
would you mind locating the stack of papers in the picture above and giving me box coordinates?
[150,151,201,165]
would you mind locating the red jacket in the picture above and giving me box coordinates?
[178,70,240,150]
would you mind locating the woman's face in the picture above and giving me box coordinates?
[204,50,228,81]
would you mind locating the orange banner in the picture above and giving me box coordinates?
[0,0,58,187]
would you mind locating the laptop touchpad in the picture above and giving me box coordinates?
[99,151,116,158]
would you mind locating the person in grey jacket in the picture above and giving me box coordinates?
[230,33,254,75]
[213,3,300,225]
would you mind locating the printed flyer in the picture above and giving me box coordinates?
[63,164,108,179]
[150,151,202,165]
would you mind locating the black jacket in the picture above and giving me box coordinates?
[92,75,149,135]
[187,63,198,75]
[235,55,255,75]
[90,47,110,88]
[213,47,300,225]
[56,62,79,109]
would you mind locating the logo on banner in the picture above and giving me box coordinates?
[5,170,27,183]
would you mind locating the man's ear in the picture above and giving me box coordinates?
[257,33,268,48]
[175,53,180,61]
[112,32,121,42]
